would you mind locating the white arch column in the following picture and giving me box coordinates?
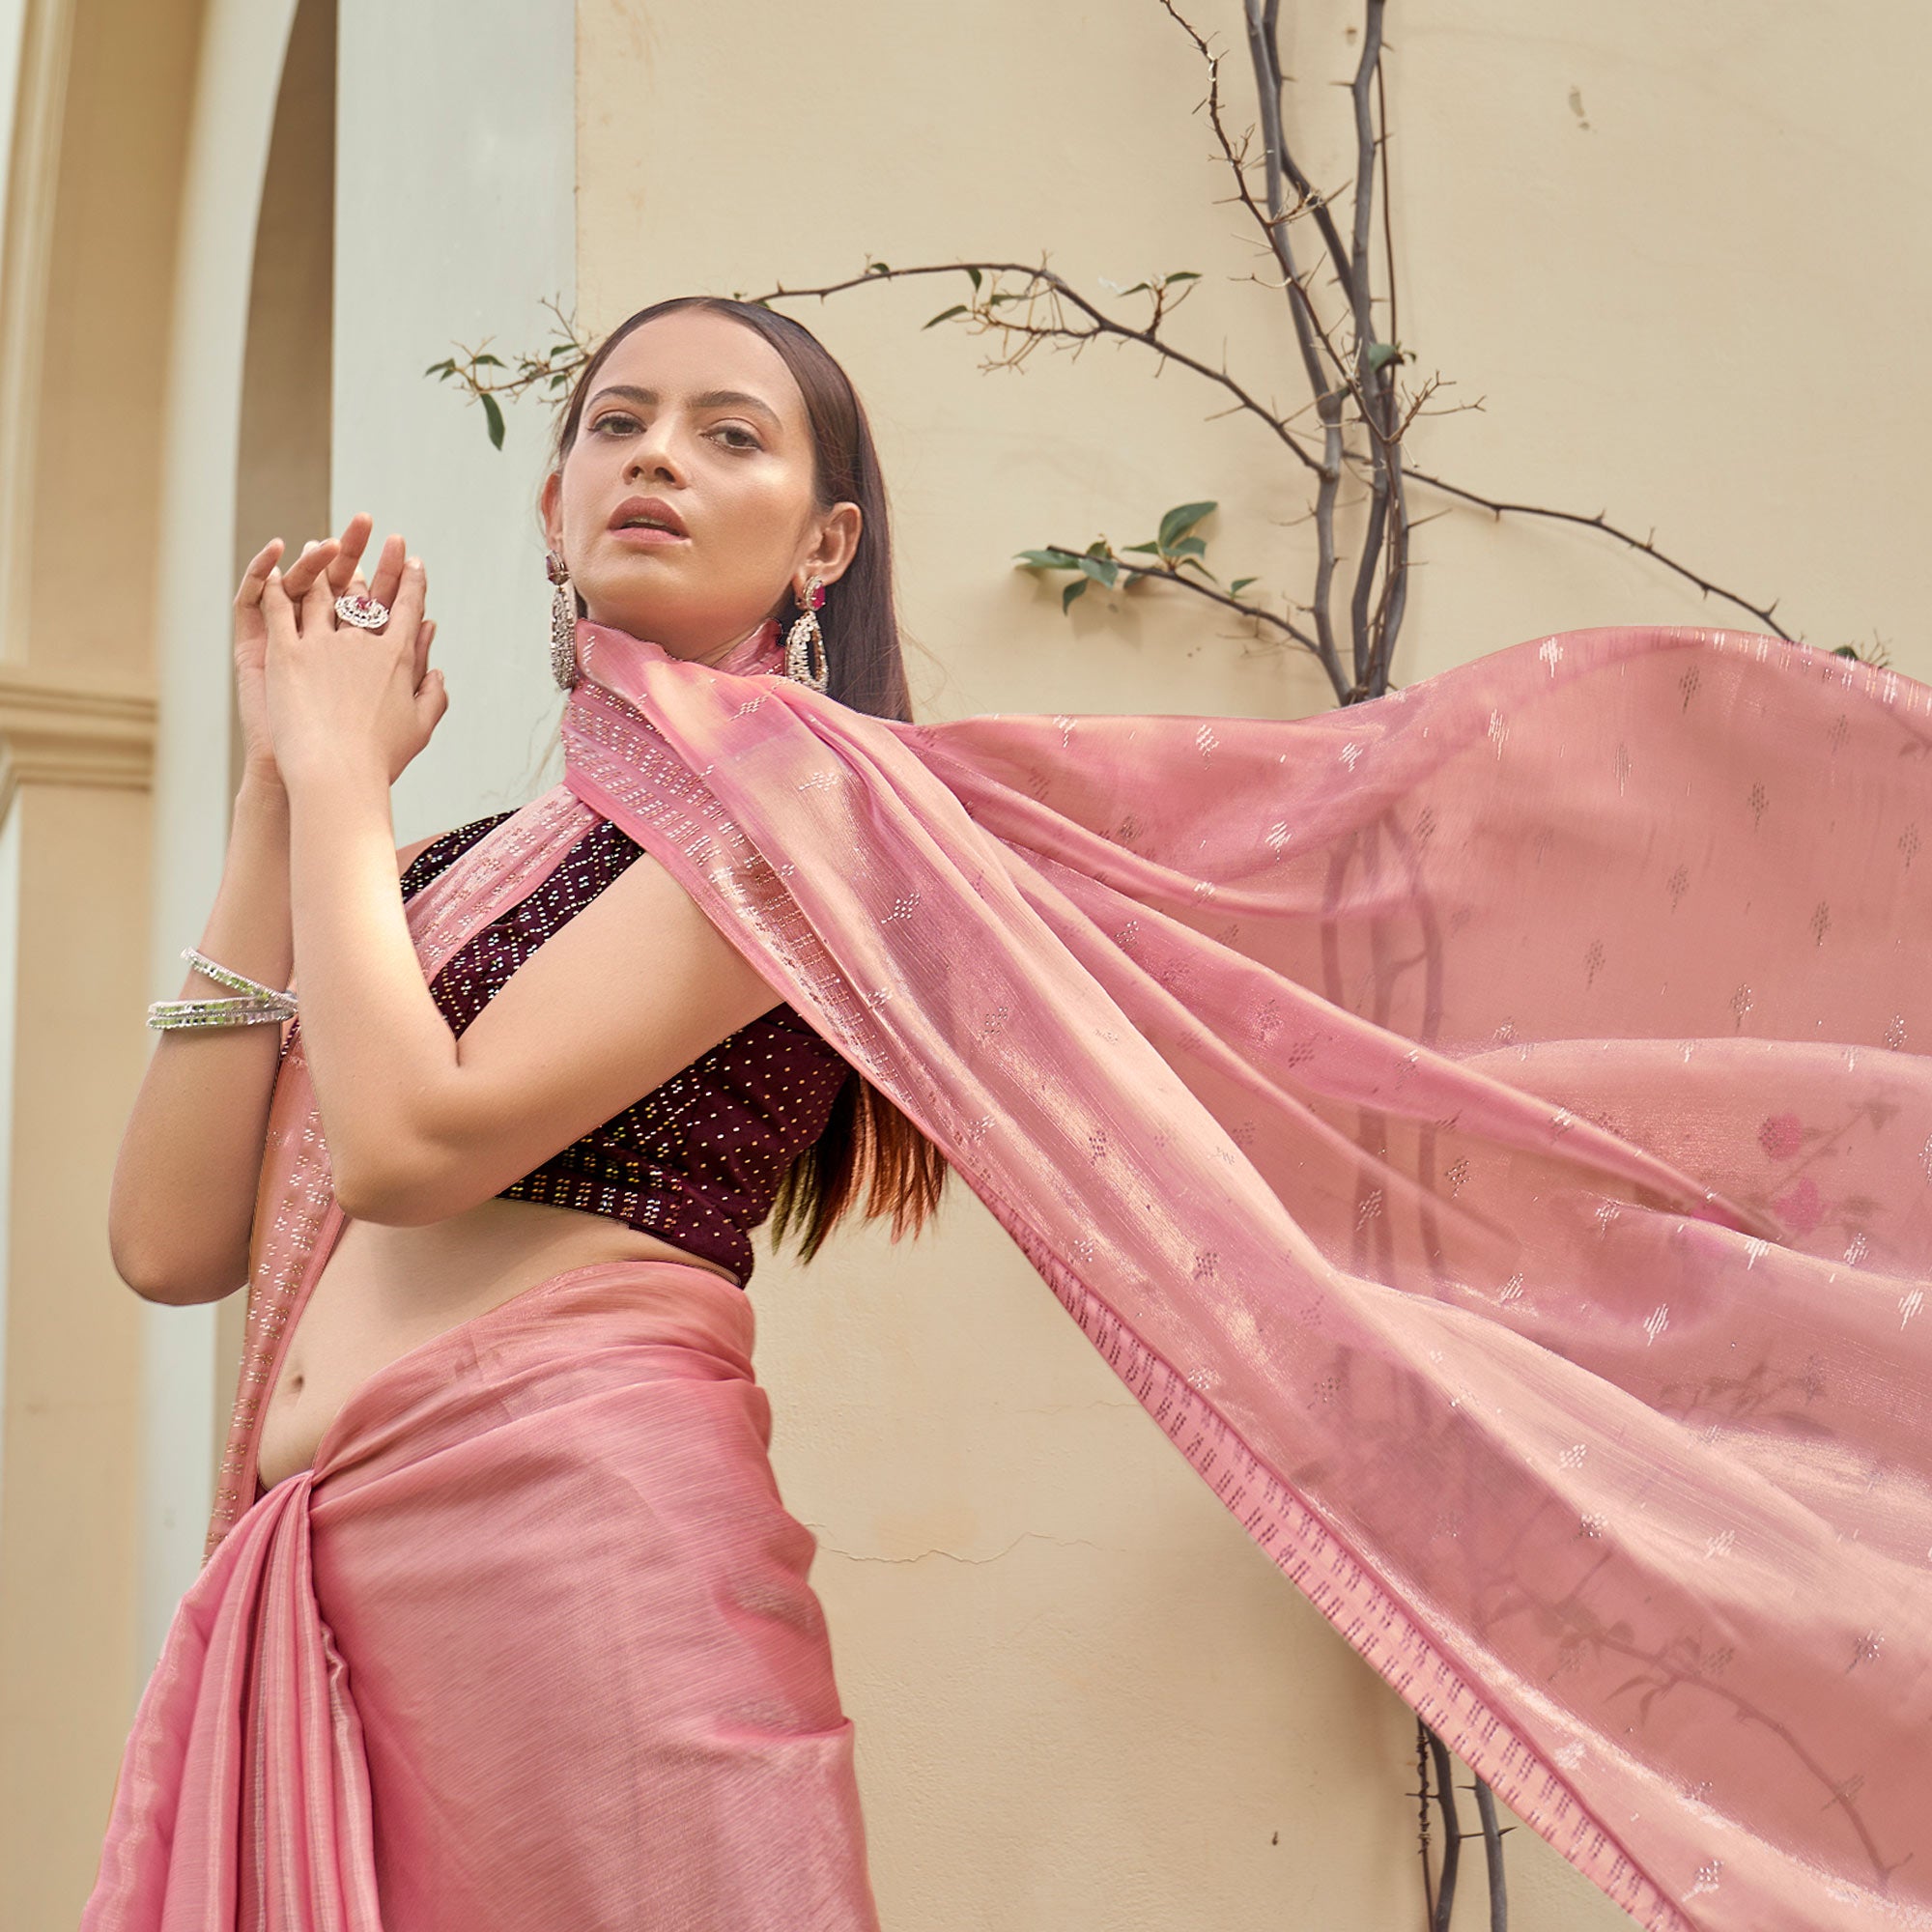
[138,0,302,1670]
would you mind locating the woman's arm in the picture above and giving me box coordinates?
[265,549,785,1230]
[109,518,432,1305]
[106,773,439,1305]
[284,758,785,1228]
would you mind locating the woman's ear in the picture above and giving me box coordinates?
[539,470,564,555]
[810,501,864,587]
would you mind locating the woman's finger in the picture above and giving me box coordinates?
[235,538,285,610]
[368,531,407,610]
[300,550,341,633]
[325,512,376,596]
[283,538,341,604]
[390,555,428,637]
[414,666,449,739]
[413,616,437,690]
[261,569,301,650]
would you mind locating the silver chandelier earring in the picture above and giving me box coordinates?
[546,551,579,691]
[785,576,829,693]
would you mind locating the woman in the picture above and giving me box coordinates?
[91,300,923,1929]
[90,296,1932,1932]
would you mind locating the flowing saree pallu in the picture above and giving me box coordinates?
[83,792,880,1929]
[547,616,1921,1932]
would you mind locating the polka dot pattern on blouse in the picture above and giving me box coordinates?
[388,810,852,1287]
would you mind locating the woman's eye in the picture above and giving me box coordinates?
[590,413,755,449]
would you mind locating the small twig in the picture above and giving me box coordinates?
[1042,541,1322,657]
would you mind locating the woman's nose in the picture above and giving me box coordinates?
[625,431,682,483]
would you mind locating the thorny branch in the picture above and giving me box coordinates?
[436,2,1857,704]
[1414,1720,1511,1931]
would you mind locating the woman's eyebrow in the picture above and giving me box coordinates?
[587,384,781,426]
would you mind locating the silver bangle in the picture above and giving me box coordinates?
[182,946,296,1008]
[148,996,296,1032]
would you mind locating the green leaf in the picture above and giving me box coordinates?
[1367,340,1399,373]
[1077,554,1119,589]
[1118,281,1151,297]
[967,268,981,292]
[1176,555,1220,583]
[1062,579,1089,613]
[923,304,970,329]
[1013,548,1081,569]
[1833,644,1861,659]
[1122,541,1164,555]
[1162,270,1201,283]
[1230,577,1258,594]
[1157,500,1217,552]
[471,353,505,369]
[481,392,505,450]
[422,358,456,379]
[866,262,892,275]
[1168,536,1207,560]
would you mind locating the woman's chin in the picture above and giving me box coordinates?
[580,601,703,649]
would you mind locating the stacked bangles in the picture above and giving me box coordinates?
[147,948,300,1031]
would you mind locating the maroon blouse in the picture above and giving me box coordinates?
[294,810,852,1287]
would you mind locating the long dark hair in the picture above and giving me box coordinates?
[548,297,951,1265]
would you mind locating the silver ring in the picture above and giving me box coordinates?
[334,593,390,630]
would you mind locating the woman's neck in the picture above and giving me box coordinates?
[694,619,774,668]
[584,612,776,668]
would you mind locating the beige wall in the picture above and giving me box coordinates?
[0,1,198,1922]
[576,3,1932,1927]
[7,0,1932,1925]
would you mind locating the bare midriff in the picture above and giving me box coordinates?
[255,1195,742,1492]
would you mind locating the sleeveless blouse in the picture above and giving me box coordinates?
[292,809,852,1287]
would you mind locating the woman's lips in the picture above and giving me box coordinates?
[609,526,690,548]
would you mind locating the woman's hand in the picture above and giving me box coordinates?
[262,542,449,792]
[233,513,438,790]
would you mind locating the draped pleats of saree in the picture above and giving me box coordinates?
[83,1263,879,1930]
[83,762,883,1930]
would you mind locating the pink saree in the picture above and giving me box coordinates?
[83,765,881,1928]
[92,613,1930,1930]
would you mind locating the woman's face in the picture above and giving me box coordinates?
[540,310,862,665]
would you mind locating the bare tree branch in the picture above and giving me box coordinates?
[436,0,1837,712]
[1401,467,1798,640]
[1042,539,1322,654]
[755,256,1333,476]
